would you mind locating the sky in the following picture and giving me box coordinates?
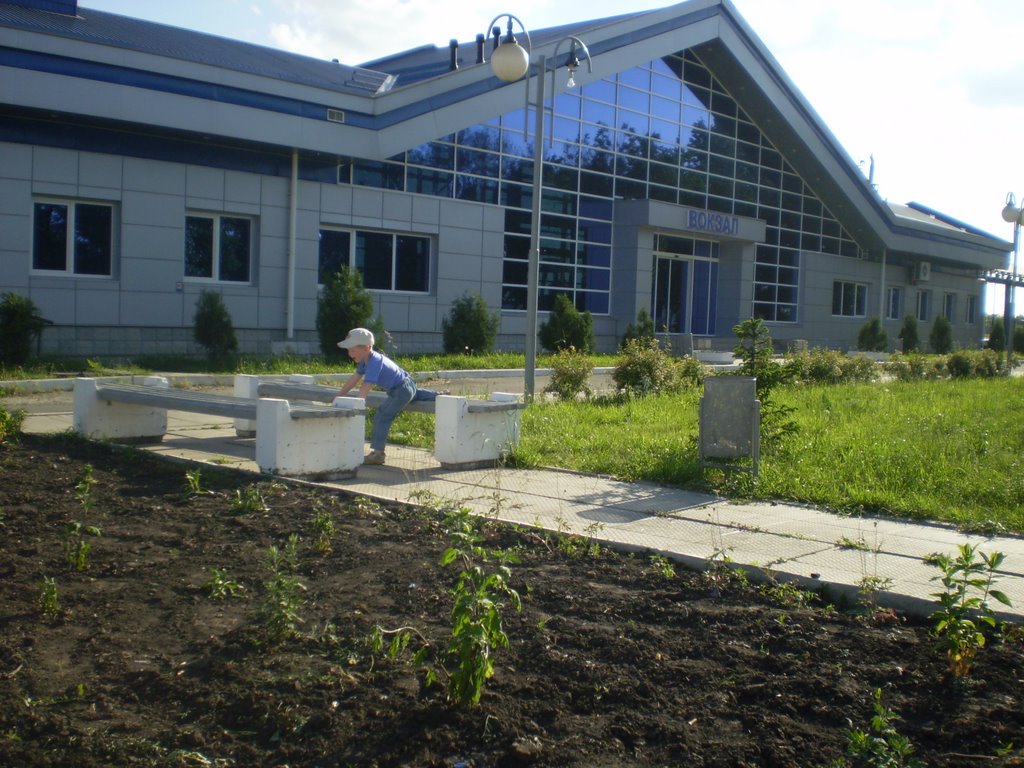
[80,0,1024,312]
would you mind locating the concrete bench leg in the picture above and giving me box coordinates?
[434,393,522,469]
[73,377,169,442]
[254,396,365,479]
[234,373,318,436]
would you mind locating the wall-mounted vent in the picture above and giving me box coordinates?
[911,261,931,283]
[327,109,345,124]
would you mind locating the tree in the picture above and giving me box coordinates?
[898,315,920,353]
[193,290,238,364]
[442,292,500,354]
[928,315,953,354]
[538,294,594,354]
[317,267,374,359]
[620,307,656,350]
[856,317,888,352]
[986,316,1005,353]
[732,317,795,442]
[0,292,48,367]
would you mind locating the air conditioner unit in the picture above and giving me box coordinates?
[911,261,931,283]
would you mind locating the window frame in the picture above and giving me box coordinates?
[916,289,931,322]
[318,226,431,294]
[184,212,254,284]
[943,292,956,323]
[831,280,867,318]
[32,198,115,277]
[885,286,902,321]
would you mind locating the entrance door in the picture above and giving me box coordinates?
[652,257,690,333]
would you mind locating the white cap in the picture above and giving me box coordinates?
[337,327,374,349]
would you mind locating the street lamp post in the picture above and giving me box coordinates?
[1002,193,1022,369]
[485,15,591,400]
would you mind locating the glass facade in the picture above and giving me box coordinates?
[343,49,863,324]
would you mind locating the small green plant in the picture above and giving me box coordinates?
[538,293,595,353]
[927,543,1011,677]
[373,505,521,707]
[648,554,676,579]
[231,484,268,514]
[442,292,500,355]
[64,520,101,572]
[544,346,593,401]
[74,464,97,512]
[612,336,700,396]
[205,567,245,600]
[182,468,209,498]
[732,317,796,441]
[620,307,656,349]
[309,505,335,555]
[37,576,60,618]
[193,289,238,364]
[258,539,306,644]
[840,688,922,768]
[0,404,26,446]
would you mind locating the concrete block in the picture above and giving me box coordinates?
[434,392,521,468]
[254,396,364,479]
[73,376,169,442]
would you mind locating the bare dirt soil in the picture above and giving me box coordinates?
[1,432,1023,767]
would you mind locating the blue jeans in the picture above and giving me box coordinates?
[369,378,437,451]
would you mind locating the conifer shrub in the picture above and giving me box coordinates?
[442,292,500,355]
[193,290,237,364]
[898,314,920,353]
[856,316,888,352]
[0,292,48,367]
[317,267,374,359]
[538,294,594,354]
[929,315,953,354]
[986,317,1005,352]
[620,307,656,349]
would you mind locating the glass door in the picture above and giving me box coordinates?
[652,257,689,333]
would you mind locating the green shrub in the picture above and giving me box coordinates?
[0,404,26,445]
[786,348,879,385]
[316,267,374,359]
[538,294,594,354]
[946,349,1000,378]
[0,292,49,367]
[442,292,500,355]
[544,347,593,401]
[612,337,701,396]
[885,353,946,381]
[898,314,920,353]
[929,315,953,354]
[856,317,888,352]
[192,290,238,363]
[1015,323,1024,354]
[986,316,1005,353]
[620,307,656,349]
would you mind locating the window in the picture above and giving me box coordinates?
[943,293,956,322]
[318,228,430,293]
[33,200,114,276]
[966,295,978,324]
[885,287,902,321]
[916,290,930,322]
[832,280,866,317]
[185,214,252,282]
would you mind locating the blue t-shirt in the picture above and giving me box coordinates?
[356,350,408,391]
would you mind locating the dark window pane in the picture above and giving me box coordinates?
[395,235,429,292]
[73,204,112,275]
[219,217,251,282]
[318,229,351,284]
[356,231,392,290]
[33,203,68,271]
[185,216,214,278]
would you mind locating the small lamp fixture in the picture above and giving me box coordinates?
[1003,192,1023,225]
[488,16,530,82]
[564,41,580,88]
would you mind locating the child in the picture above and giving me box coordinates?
[336,328,437,465]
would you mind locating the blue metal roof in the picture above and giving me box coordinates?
[0,2,394,94]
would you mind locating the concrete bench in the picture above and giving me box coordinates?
[73,377,366,479]
[234,374,524,469]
